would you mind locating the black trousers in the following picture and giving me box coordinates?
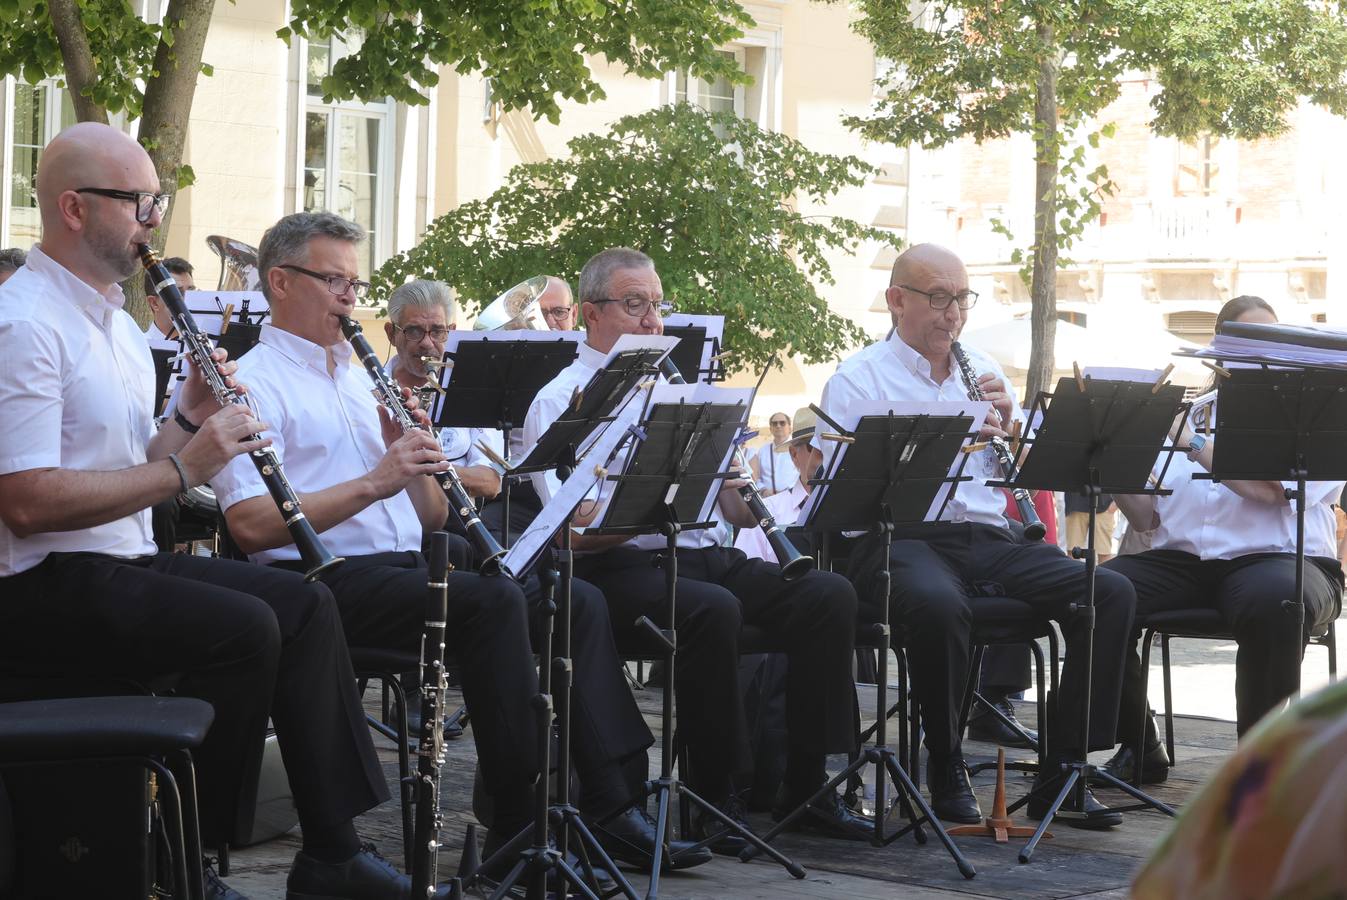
[979,645,1032,696]
[576,544,858,800]
[295,552,652,819]
[853,523,1136,759]
[0,552,386,846]
[1103,550,1343,738]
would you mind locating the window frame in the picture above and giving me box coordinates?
[292,32,397,275]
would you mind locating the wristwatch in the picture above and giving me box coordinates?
[1186,433,1208,457]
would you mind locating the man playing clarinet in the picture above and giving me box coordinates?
[818,243,1137,828]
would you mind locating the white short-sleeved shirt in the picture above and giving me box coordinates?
[522,341,729,552]
[0,246,158,575]
[1154,447,1343,560]
[211,325,423,563]
[818,332,1021,528]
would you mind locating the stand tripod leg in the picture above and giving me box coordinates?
[881,754,974,877]
[1018,768,1078,864]
[675,782,804,877]
[644,782,672,900]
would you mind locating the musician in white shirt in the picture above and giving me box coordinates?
[524,247,867,849]
[0,124,397,899]
[819,243,1136,828]
[749,412,799,496]
[211,215,689,879]
[381,278,503,502]
[1104,296,1345,784]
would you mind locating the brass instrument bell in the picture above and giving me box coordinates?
[473,275,550,330]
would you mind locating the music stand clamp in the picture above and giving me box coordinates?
[591,396,807,897]
[998,376,1184,863]
[744,410,978,879]
[430,337,579,547]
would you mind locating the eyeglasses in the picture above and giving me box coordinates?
[901,284,979,311]
[278,264,371,299]
[769,419,789,427]
[393,323,451,342]
[75,187,171,224]
[589,297,674,318]
[542,305,574,322]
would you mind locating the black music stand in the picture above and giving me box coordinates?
[1204,366,1347,696]
[470,349,666,900]
[430,337,579,545]
[746,409,978,879]
[591,396,806,897]
[1000,376,1185,862]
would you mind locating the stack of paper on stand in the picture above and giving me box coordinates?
[1179,321,1347,369]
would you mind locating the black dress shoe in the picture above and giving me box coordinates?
[926,755,982,824]
[1096,741,1171,786]
[691,793,753,856]
[205,859,249,900]
[286,842,453,900]
[593,806,713,871]
[966,697,1039,749]
[1026,776,1122,829]
[771,787,873,841]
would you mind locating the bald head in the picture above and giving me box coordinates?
[889,243,965,289]
[884,242,972,378]
[36,122,161,288]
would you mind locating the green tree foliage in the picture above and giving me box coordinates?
[373,104,894,374]
[285,0,752,123]
[0,0,754,322]
[844,0,1347,398]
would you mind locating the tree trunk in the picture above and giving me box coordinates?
[47,0,108,125]
[120,0,218,327]
[1026,22,1060,405]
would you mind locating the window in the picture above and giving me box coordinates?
[671,49,746,139]
[1175,134,1221,198]
[1166,310,1218,343]
[300,31,392,277]
[4,80,76,248]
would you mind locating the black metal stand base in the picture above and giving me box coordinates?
[1007,760,1175,863]
[745,745,975,879]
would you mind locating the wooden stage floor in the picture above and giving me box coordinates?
[227,676,1230,899]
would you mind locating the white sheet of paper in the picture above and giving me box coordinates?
[800,399,990,526]
[1082,366,1162,383]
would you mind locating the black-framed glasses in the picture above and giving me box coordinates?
[393,322,451,342]
[75,187,170,224]
[541,305,574,322]
[278,263,371,299]
[901,284,978,310]
[769,418,789,427]
[589,297,674,318]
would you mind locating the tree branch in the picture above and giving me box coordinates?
[47,0,108,124]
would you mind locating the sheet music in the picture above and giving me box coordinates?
[800,399,990,526]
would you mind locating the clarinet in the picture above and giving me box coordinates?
[137,244,344,581]
[657,358,815,580]
[950,342,1046,541]
[338,315,511,577]
[410,531,452,898]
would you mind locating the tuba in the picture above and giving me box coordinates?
[472,275,550,330]
[206,235,262,292]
